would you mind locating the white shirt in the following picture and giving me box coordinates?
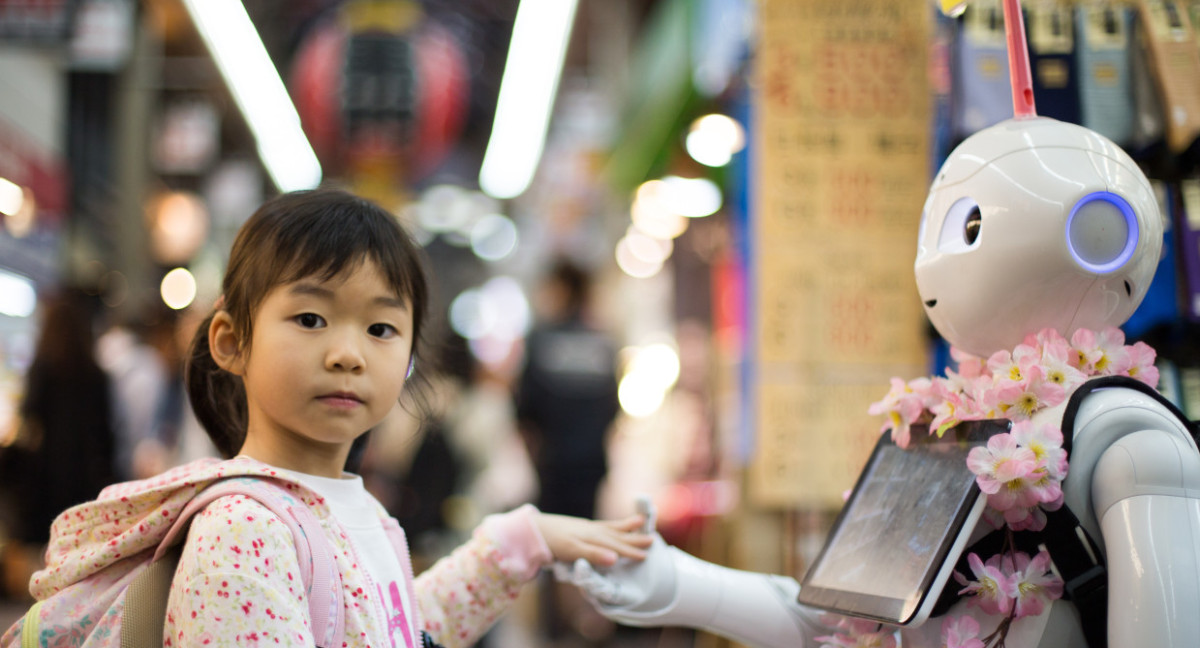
[278,467,420,647]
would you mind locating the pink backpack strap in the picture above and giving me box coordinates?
[382,517,422,635]
[157,477,346,647]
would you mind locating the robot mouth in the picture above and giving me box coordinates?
[924,299,937,308]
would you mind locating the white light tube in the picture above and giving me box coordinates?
[478,0,579,200]
[182,0,321,192]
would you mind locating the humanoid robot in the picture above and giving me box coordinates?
[560,2,1200,647]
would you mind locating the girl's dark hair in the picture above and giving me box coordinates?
[186,188,432,458]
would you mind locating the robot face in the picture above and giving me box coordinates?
[914,118,1162,357]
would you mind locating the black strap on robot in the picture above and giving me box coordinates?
[1060,375,1200,452]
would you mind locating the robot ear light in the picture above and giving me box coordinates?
[1065,191,1139,274]
[937,197,983,254]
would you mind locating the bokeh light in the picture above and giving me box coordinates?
[617,342,681,417]
[685,113,745,167]
[161,267,197,310]
[0,270,36,318]
[470,213,518,261]
[662,175,722,218]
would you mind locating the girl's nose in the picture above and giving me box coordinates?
[325,332,365,372]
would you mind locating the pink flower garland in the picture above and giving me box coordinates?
[851,327,1158,647]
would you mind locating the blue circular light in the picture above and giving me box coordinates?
[1065,191,1138,274]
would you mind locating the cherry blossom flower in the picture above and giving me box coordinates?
[966,434,1035,490]
[1009,550,1065,619]
[950,346,986,380]
[976,381,1022,419]
[986,345,1039,386]
[940,615,985,648]
[1038,336,1087,390]
[1125,341,1160,387]
[930,378,981,435]
[986,475,1045,514]
[1001,503,1048,532]
[815,615,897,648]
[868,377,930,448]
[1072,327,1130,375]
[1069,328,1103,370]
[1011,420,1068,481]
[956,553,1015,615]
[1000,371,1067,421]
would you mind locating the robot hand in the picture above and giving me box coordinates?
[555,497,828,647]
[554,496,673,617]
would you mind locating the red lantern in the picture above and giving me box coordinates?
[290,5,469,186]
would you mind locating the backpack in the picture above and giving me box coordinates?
[2,458,447,648]
[4,476,347,648]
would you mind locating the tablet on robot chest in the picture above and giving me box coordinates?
[796,419,1010,627]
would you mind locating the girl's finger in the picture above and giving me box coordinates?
[590,533,650,559]
[605,514,648,532]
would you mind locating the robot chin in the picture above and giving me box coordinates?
[919,262,1122,358]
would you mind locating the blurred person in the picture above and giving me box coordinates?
[442,334,537,526]
[0,289,115,598]
[96,311,171,482]
[97,306,216,482]
[515,259,622,645]
[516,259,619,521]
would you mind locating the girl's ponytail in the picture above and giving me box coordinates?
[185,311,247,458]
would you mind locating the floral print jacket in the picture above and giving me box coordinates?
[1,456,552,648]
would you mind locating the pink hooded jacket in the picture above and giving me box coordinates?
[1,457,553,648]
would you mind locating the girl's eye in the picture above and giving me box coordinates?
[295,313,325,328]
[368,323,398,339]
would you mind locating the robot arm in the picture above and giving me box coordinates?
[1092,429,1200,646]
[1065,387,1200,647]
[559,533,831,648]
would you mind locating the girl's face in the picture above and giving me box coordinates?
[232,259,414,471]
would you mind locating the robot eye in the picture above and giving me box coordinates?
[1065,191,1139,274]
[964,208,982,245]
[937,197,982,254]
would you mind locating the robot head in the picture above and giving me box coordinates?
[915,118,1162,358]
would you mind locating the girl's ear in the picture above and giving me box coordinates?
[209,310,246,375]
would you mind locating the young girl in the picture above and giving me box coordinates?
[8,188,650,648]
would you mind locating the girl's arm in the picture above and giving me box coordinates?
[414,504,650,648]
[165,494,315,646]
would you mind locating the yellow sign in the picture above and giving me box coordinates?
[751,0,931,508]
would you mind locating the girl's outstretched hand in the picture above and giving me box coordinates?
[535,512,653,567]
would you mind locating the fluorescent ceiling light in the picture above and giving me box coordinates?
[479,0,579,200]
[182,0,321,192]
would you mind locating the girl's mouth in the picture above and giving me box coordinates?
[318,392,363,409]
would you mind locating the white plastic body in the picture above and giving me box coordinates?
[591,539,829,646]
[585,387,1200,648]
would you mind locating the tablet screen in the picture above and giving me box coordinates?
[796,419,1009,625]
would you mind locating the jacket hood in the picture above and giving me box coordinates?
[29,456,331,599]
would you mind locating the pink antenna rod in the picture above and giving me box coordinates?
[1003,0,1037,118]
